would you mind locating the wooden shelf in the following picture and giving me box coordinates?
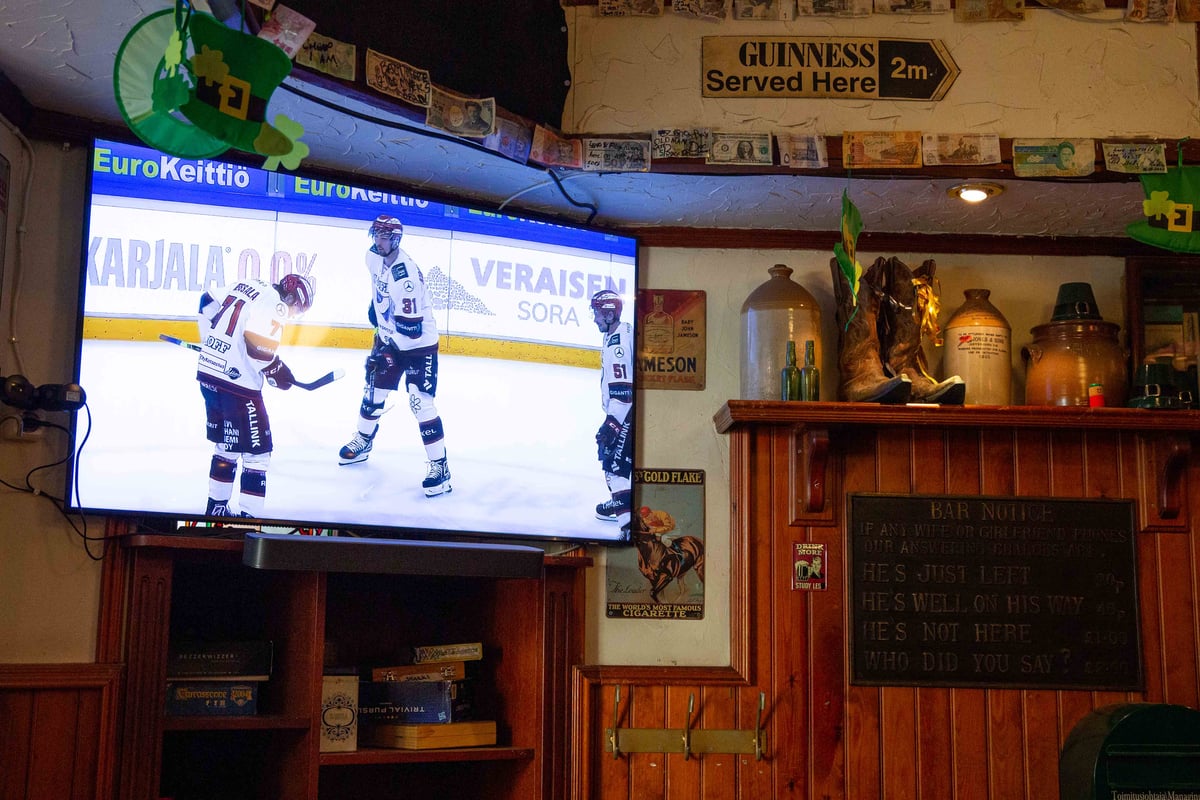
[714,399,1200,434]
[320,746,534,766]
[162,714,310,732]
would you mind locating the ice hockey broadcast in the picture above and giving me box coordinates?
[66,138,639,545]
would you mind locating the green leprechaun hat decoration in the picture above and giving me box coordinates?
[113,1,307,168]
[1127,142,1200,253]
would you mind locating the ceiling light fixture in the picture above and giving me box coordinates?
[948,182,1005,204]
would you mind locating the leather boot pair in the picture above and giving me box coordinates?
[877,257,966,405]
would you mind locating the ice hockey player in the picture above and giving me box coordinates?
[196,272,314,518]
[590,289,634,531]
[338,214,451,498]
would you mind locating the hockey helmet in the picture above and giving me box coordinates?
[275,273,314,315]
[369,214,404,239]
[590,289,623,318]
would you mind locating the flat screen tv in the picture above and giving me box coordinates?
[66,138,638,545]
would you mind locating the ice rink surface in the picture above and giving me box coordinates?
[71,339,624,543]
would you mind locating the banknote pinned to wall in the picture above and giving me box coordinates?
[707,132,772,166]
[873,0,950,12]
[599,0,665,15]
[1102,142,1168,174]
[671,0,729,19]
[652,129,712,159]
[777,133,829,169]
[1012,138,1096,178]
[921,133,1002,166]
[954,0,1025,20]
[297,33,356,82]
[843,131,923,169]
[530,126,583,169]
[1126,0,1176,21]
[733,0,797,19]
[258,4,316,59]
[583,138,653,172]
[427,88,496,139]
[365,50,431,108]
[483,117,534,164]
[797,0,872,18]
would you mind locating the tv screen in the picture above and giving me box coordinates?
[67,138,638,545]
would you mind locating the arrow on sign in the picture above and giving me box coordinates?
[876,39,960,101]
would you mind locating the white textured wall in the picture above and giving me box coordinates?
[564,7,1200,139]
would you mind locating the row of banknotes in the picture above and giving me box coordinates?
[598,0,1195,19]
[530,128,1167,176]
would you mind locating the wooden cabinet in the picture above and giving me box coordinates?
[99,530,589,800]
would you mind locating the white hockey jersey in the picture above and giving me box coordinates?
[366,245,439,351]
[600,321,634,425]
[196,278,287,393]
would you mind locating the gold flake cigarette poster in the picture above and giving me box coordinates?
[606,469,706,619]
[635,289,706,390]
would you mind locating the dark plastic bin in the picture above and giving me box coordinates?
[1060,703,1200,800]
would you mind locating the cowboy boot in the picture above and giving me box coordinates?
[830,256,911,403]
[880,257,966,405]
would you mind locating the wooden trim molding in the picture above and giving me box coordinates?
[0,663,122,800]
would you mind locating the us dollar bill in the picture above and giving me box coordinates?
[954,0,1025,19]
[776,133,828,168]
[843,131,922,169]
[652,128,711,159]
[1102,142,1167,173]
[671,0,728,18]
[365,49,430,107]
[733,0,797,18]
[707,132,772,166]
[530,126,583,169]
[922,133,1002,166]
[583,138,653,172]
[798,0,873,17]
[1126,0,1176,21]
[426,88,496,139]
[873,0,950,12]
[599,0,665,15]
[1012,138,1095,177]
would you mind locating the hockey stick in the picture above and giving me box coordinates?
[158,334,346,391]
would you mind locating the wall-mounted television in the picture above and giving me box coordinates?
[66,138,638,545]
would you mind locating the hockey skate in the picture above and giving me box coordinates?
[422,456,452,496]
[338,429,376,465]
[595,498,622,521]
[206,498,232,517]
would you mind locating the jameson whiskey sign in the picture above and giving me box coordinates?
[702,37,960,101]
[850,494,1143,691]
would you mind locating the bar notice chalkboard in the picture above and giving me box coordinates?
[850,494,1143,691]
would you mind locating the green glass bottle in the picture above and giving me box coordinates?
[781,340,802,400]
[799,339,820,401]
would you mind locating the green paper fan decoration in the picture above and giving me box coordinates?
[114,4,307,169]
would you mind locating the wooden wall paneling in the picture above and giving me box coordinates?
[1158,498,1200,707]
[0,664,122,800]
[697,685,737,800]
[1118,432,1165,708]
[664,683,700,798]
[840,425,881,800]
[772,426,807,798]
[629,684,667,798]
[877,427,919,800]
[808,449,846,798]
[0,689,34,800]
[913,427,957,800]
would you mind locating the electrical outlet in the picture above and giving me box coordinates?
[1,413,43,442]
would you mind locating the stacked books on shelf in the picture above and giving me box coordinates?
[359,641,497,750]
[165,640,273,716]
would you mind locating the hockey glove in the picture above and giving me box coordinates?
[596,415,624,450]
[263,356,295,390]
[365,348,396,376]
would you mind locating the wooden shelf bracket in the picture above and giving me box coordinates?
[795,425,830,514]
[605,688,767,760]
